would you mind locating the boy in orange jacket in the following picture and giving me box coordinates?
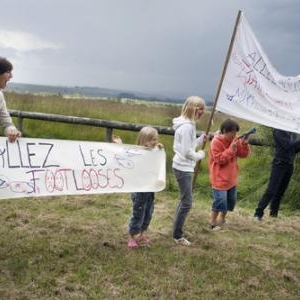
[208,119,250,230]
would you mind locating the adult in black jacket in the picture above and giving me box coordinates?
[254,128,300,220]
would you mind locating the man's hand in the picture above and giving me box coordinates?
[7,127,21,143]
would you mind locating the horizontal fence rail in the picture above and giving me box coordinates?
[8,109,270,146]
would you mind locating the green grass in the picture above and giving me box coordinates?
[1,91,300,299]
[1,192,300,299]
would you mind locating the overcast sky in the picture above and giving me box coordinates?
[1,0,300,99]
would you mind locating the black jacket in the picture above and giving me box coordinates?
[273,129,300,165]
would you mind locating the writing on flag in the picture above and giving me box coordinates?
[216,12,300,133]
[0,137,166,200]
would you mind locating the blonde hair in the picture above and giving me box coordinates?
[136,126,159,146]
[181,96,206,122]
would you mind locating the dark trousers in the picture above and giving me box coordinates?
[129,192,154,235]
[254,160,293,218]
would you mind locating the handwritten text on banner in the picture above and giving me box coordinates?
[0,137,166,199]
[216,13,300,133]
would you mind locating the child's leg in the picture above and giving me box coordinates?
[137,194,154,245]
[209,210,219,226]
[219,211,227,225]
[140,193,154,235]
[172,169,193,240]
[210,189,227,228]
[128,193,147,248]
[129,193,147,234]
[224,186,237,224]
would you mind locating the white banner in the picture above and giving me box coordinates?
[0,137,166,199]
[216,13,300,133]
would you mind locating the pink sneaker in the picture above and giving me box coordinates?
[127,239,139,249]
[137,235,151,245]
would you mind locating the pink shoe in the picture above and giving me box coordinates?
[137,235,151,245]
[127,239,139,249]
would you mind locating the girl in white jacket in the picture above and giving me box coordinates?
[172,96,206,246]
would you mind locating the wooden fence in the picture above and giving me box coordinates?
[9,109,269,146]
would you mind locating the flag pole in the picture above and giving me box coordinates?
[192,10,243,189]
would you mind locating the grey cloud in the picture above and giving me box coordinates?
[1,0,300,98]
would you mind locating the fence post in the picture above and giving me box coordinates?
[106,128,113,142]
[17,111,23,133]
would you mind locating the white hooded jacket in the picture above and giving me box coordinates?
[172,116,205,172]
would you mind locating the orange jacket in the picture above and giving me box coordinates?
[209,134,250,190]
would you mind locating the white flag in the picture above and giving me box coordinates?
[216,13,300,133]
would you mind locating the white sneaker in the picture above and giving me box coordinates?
[173,237,191,246]
[209,223,223,231]
[211,225,222,231]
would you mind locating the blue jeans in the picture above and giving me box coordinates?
[173,168,193,239]
[212,186,237,212]
[128,192,154,236]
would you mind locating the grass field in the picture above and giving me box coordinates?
[1,192,300,299]
[1,92,300,299]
